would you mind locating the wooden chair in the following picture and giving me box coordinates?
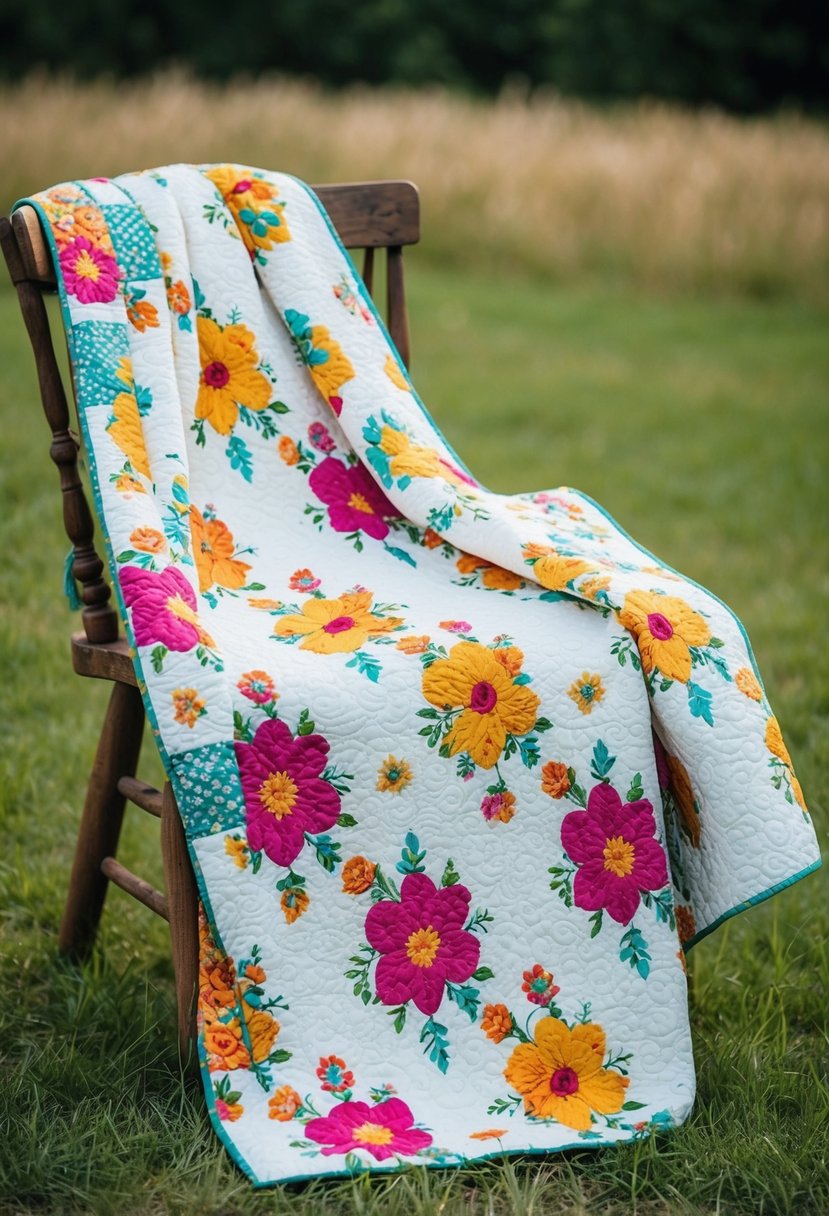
[0,179,420,1057]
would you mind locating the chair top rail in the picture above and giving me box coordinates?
[7,179,420,288]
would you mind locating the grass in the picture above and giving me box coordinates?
[1,74,829,300]
[0,253,826,1214]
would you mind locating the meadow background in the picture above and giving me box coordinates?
[1,70,828,1216]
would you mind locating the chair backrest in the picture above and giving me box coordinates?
[0,179,420,646]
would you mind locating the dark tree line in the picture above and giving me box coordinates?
[1,0,827,113]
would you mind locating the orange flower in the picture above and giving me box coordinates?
[421,641,540,769]
[268,1085,303,1122]
[278,436,300,465]
[675,904,697,945]
[469,1128,508,1141]
[281,887,310,924]
[342,856,377,894]
[396,634,430,655]
[541,761,570,799]
[666,754,701,847]
[245,963,266,984]
[245,1008,280,1064]
[204,1019,250,1071]
[201,958,237,1009]
[422,528,443,548]
[114,472,146,497]
[504,1017,628,1131]
[129,526,166,554]
[492,646,524,677]
[172,687,206,729]
[483,567,522,591]
[126,297,159,332]
[195,316,271,435]
[167,278,191,315]
[189,505,251,593]
[481,1003,512,1043]
[618,590,711,684]
[735,667,763,701]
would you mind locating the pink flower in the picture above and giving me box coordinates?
[308,421,335,452]
[365,872,480,1015]
[59,235,120,304]
[119,565,207,651]
[561,784,668,925]
[309,456,398,540]
[234,718,341,868]
[305,1097,432,1161]
[440,620,472,635]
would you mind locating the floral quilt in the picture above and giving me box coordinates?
[22,165,820,1186]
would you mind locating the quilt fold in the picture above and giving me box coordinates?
[21,165,820,1185]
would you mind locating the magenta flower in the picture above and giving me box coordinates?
[59,235,120,304]
[119,565,206,651]
[308,421,335,452]
[365,872,480,1015]
[560,784,669,925]
[305,1097,432,1161]
[309,456,398,540]
[234,718,340,867]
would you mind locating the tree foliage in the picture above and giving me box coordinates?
[1,0,826,113]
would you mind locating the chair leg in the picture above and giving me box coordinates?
[59,681,145,958]
[161,781,199,1062]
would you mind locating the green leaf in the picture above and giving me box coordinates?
[472,966,494,982]
[297,708,315,736]
[337,813,357,828]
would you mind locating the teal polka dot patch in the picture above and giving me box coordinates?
[170,741,246,839]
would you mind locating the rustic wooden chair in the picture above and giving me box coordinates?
[0,179,419,1057]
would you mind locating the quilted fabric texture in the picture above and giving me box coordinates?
[23,166,820,1186]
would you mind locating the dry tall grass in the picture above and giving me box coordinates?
[2,73,828,298]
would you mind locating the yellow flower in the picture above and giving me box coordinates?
[107,391,150,479]
[224,835,249,869]
[268,1085,303,1122]
[306,326,356,404]
[189,505,251,593]
[376,755,413,794]
[525,545,594,591]
[504,1017,628,1131]
[274,590,403,654]
[379,426,465,486]
[244,1008,280,1064]
[342,856,377,894]
[195,316,271,435]
[421,641,540,769]
[618,590,711,684]
[205,166,291,254]
[541,760,571,799]
[735,667,763,701]
[765,717,792,767]
[567,672,606,715]
[281,887,310,924]
[581,575,611,600]
[172,687,205,729]
[492,646,525,677]
[114,472,146,497]
[481,1003,512,1043]
[666,753,701,848]
[384,354,410,391]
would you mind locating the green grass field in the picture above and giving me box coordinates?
[1,262,827,1215]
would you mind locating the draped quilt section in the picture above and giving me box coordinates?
[22,165,820,1186]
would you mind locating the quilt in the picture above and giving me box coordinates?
[22,165,820,1186]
